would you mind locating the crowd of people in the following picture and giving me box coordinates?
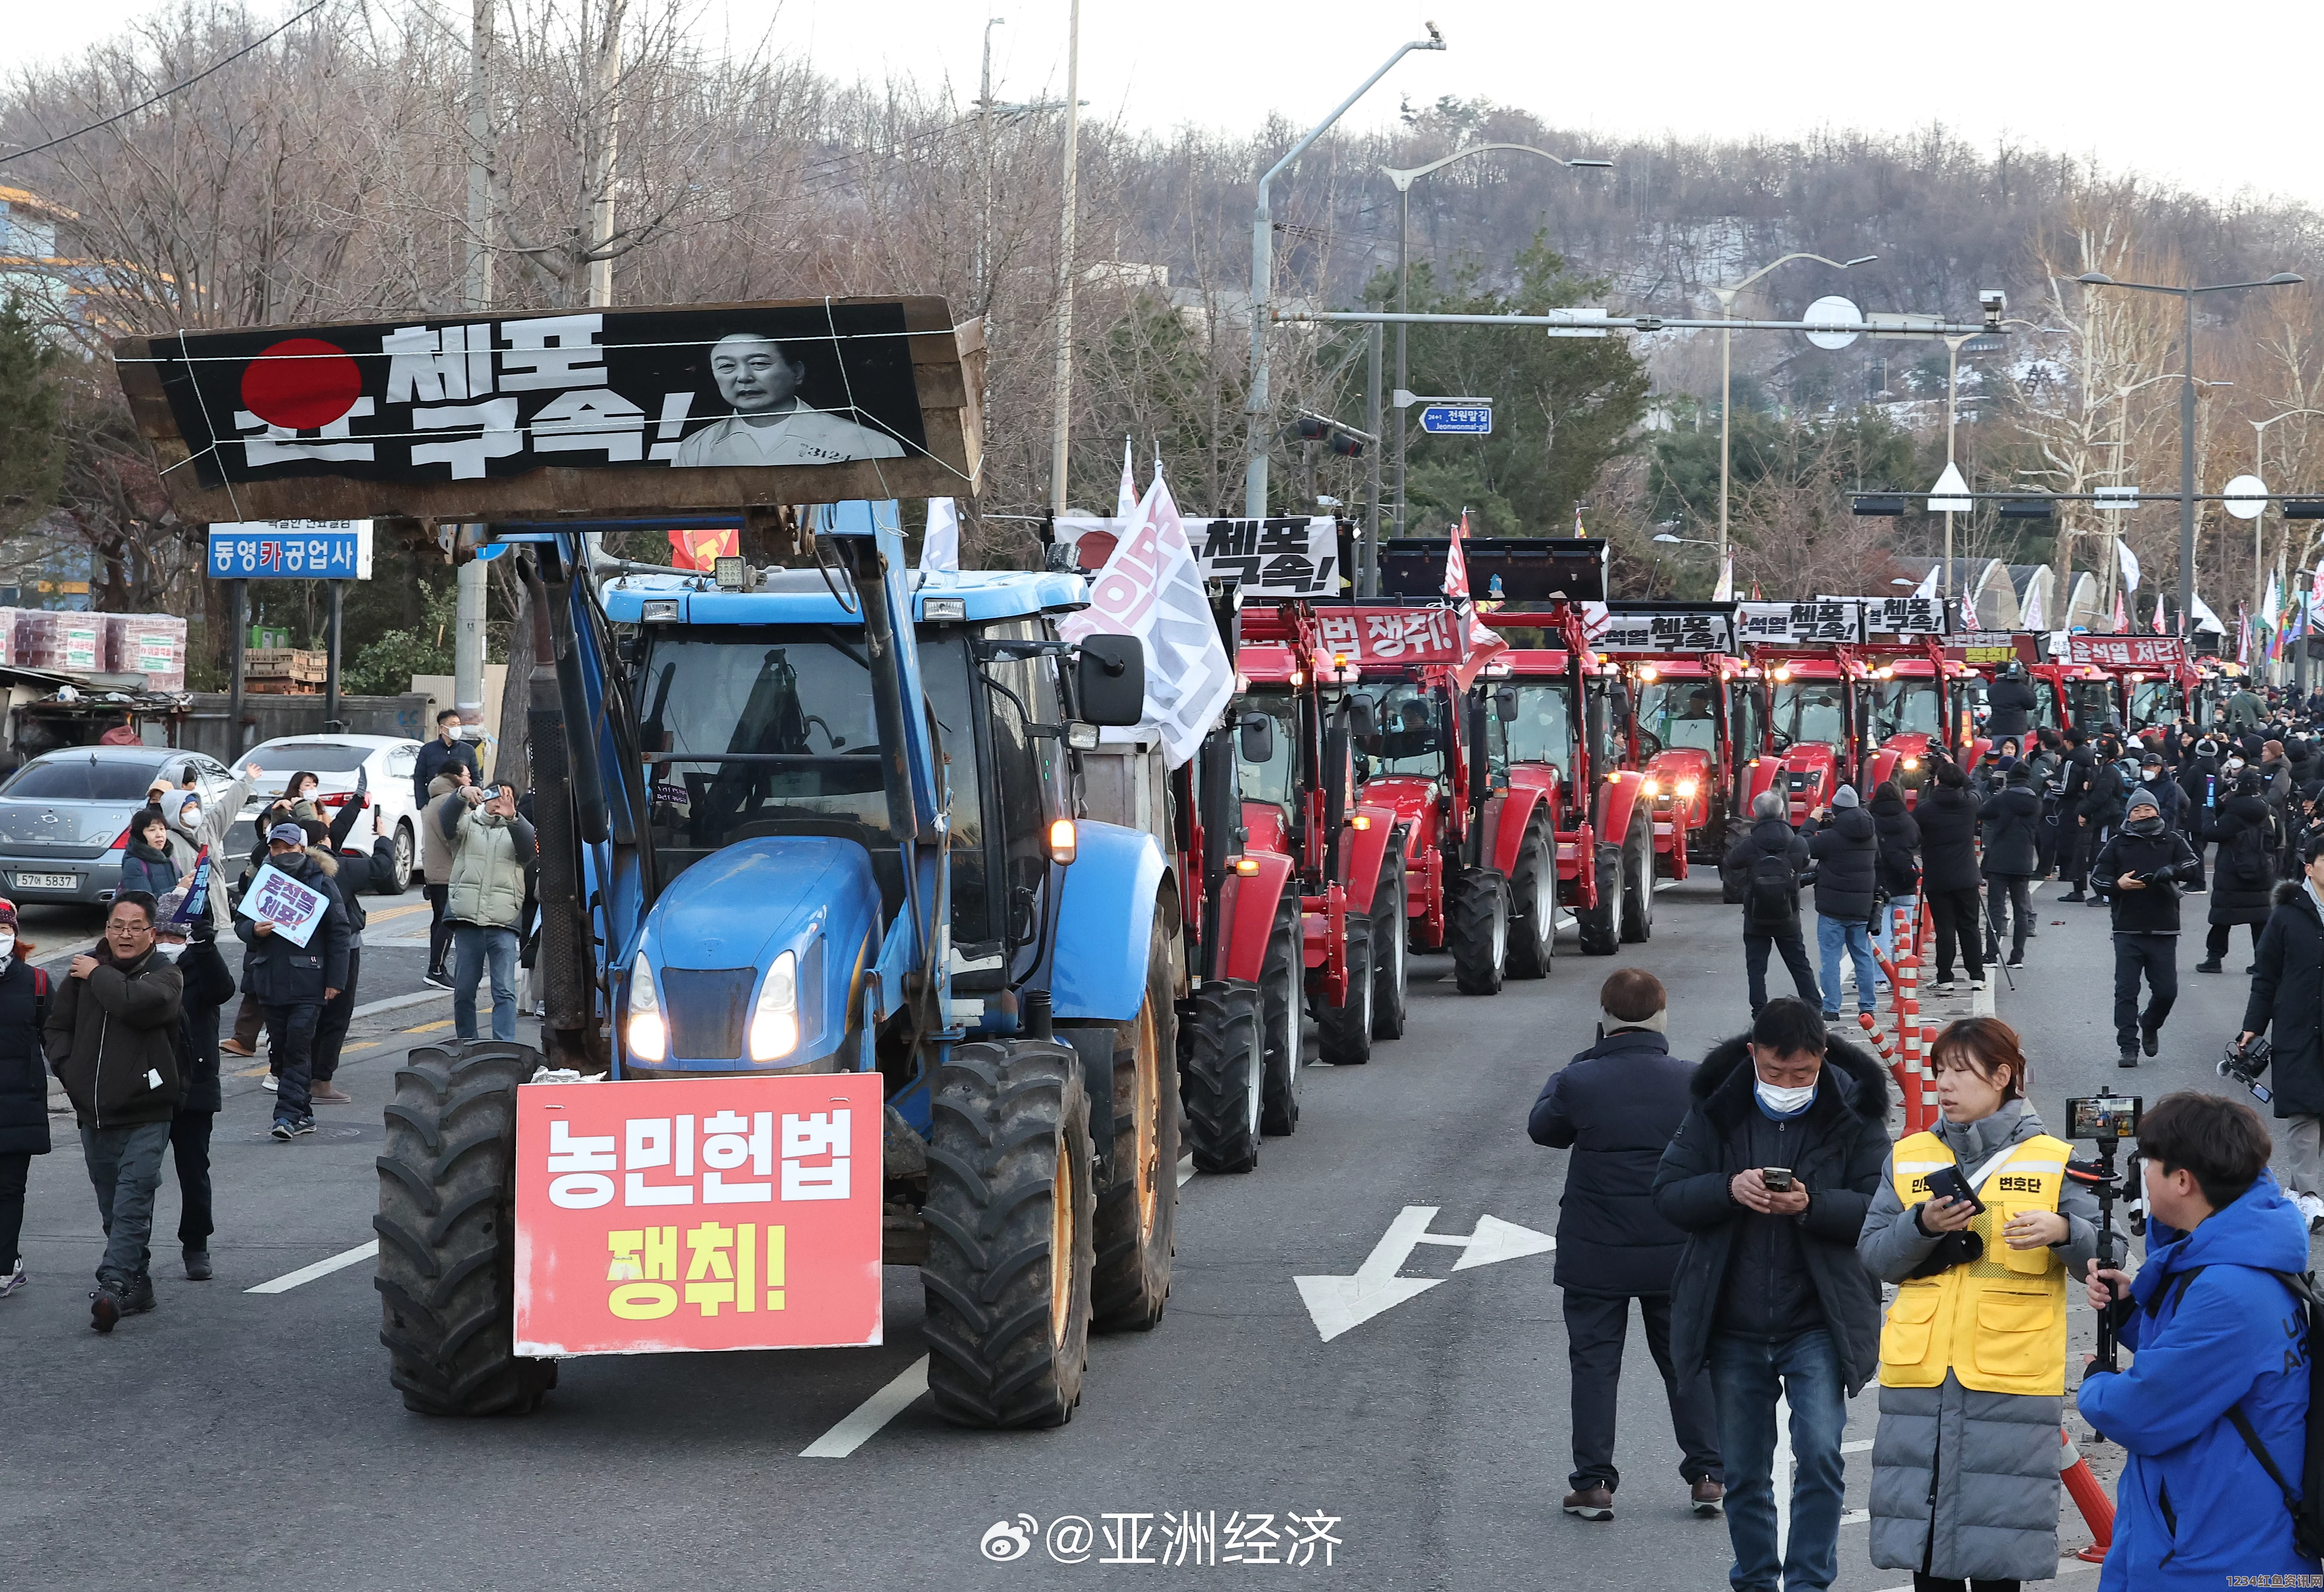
[0,728,538,1330]
[1534,976,2319,1592]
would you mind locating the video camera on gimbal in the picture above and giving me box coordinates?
[2220,1033,2276,1104]
[2064,1089,2143,1381]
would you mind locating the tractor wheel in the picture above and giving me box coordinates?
[1578,840,1622,956]
[1505,818,1556,981]
[1449,868,1510,996]
[1371,853,1409,1041]
[923,1038,1095,1428]
[1316,898,1375,1065]
[1620,810,1656,944]
[374,1041,556,1417]
[1090,906,1180,1333]
[1181,980,1262,1174]
[1259,898,1303,1135]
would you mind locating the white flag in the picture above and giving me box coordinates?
[1712,550,1734,602]
[1060,475,1236,768]
[2019,582,2044,630]
[919,498,960,573]
[1911,564,1938,601]
[1117,437,1138,520]
[2191,591,2227,634]
[2115,537,2141,594]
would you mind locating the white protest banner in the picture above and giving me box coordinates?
[1184,516,1339,596]
[236,861,328,947]
[1060,476,1237,768]
[1738,600,1867,645]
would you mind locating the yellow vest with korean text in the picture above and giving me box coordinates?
[1877,1129,2072,1395]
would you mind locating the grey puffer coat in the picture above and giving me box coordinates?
[1856,1101,2103,1582]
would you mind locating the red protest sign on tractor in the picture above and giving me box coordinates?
[513,1073,884,1357]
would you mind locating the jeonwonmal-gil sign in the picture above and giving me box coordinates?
[112,297,986,524]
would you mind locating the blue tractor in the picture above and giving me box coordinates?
[374,502,1185,1428]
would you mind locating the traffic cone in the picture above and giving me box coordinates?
[2060,1427,2114,1563]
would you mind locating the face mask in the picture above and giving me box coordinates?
[1756,1079,1817,1116]
[180,807,201,828]
[155,941,185,962]
[0,931,17,959]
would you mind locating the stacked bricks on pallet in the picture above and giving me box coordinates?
[14,610,100,674]
[105,613,188,691]
[2060,1427,2115,1562]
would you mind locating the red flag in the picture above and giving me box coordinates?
[2152,593,2168,635]
[668,527,740,571]
[2112,590,2127,632]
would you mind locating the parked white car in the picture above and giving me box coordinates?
[230,735,427,894]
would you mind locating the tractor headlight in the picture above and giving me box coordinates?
[1642,777,1661,797]
[1675,778,1699,800]
[749,950,799,1062]
[627,951,666,1062]
[1902,756,1920,770]
[1048,817,1078,864]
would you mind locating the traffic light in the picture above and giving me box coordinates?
[1851,493,1908,516]
[1288,411,1369,459]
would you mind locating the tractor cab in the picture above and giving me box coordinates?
[1748,648,1870,824]
[1588,600,1750,867]
[1860,638,1983,801]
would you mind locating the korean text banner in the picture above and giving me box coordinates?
[1594,607,1738,655]
[2067,635,2187,668]
[1739,601,1867,645]
[514,1073,884,1357]
[114,298,985,524]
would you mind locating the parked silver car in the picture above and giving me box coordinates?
[0,746,243,908]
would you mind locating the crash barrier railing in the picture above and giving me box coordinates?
[2060,1426,2114,1562]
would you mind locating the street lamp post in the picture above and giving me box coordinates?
[2078,269,2305,633]
[1711,254,1875,581]
[1380,142,1611,541]
[1246,27,1445,519]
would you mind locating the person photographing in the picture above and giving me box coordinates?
[2080,1092,2316,1592]
[2091,789,2198,1067]
[1856,1018,2100,1591]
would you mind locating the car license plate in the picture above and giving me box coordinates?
[14,873,75,890]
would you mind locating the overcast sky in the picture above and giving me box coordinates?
[16,0,2324,211]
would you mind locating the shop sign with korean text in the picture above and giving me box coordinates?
[514,1073,884,1357]
[114,297,983,523]
[208,519,374,580]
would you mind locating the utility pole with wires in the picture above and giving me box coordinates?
[1046,0,1081,516]
[586,0,625,310]
[453,0,496,737]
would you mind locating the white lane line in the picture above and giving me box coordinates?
[351,988,451,1021]
[1177,1155,1194,1187]
[1775,1388,1793,1555]
[247,1239,378,1294]
[800,1354,929,1457]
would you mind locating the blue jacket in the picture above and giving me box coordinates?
[2079,1173,2317,1592]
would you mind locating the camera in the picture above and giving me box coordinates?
[1979,289,2008,331]
[2067,1094,2143,1140]
[2219,1034,2275,1104]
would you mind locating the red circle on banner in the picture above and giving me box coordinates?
[239,338,361,430]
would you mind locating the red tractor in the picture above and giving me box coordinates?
[1741,644,1874,823]
[1593,601,1755,875]
[1858,635,1989,800]
[1383,535,1654,966]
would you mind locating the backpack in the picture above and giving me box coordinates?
[2148,1264,2324,1560]
[2227,813,2276,889]
[1745,845,1800,933]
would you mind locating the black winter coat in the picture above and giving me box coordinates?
[1528,1029,1699,1296]
[1869,790,1921,895]
[2080,760,2128,830]
[1803,805,1879,921]
[1650,1034,1891,1394]
[1914,785,1982,894]
[2060,745,2096,816]
[2178,755,2221,830]
[2208,795,2281,926]
[1977,783,2042,877]
[0,958,53,1155]
[411,736,482,807]
[1985,675,2039,737]
[2091,824,2199,934]
[2243,882,2324,1118]
[2133,772,2183,827]
[1720,816,1811,918]
[45,945,185,1129]
[234,849,352,1006]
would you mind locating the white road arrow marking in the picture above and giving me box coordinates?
[1294,1206,1555,1341]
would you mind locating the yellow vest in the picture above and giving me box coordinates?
[1877,1129,2072,1395]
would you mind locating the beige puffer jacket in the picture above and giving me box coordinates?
[444,804,535,929]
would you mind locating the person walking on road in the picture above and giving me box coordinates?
[443,782,535,1042]
[1529,969,1725,1522]
[2178,737,2222,891]
[1802,786,1880,1023]
[234,823,351,1140]
[419,761,470,990]
[412,708,482,807]
[46,891,185,1331]
[1868,781,1920,979]
[0,902,50,1299]
[2235,835,2324,1231]
[1652,999,1889,1592]
[1721,791,1821,1016]
[1856,1018,2100,1589]
[1915,760,1987,995]
[1978,765,2042,970]
[2197,771,2280,975]
[2092,790,2200,1068]
[2080,1092,2319,1592]
[304,781,374,1105]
